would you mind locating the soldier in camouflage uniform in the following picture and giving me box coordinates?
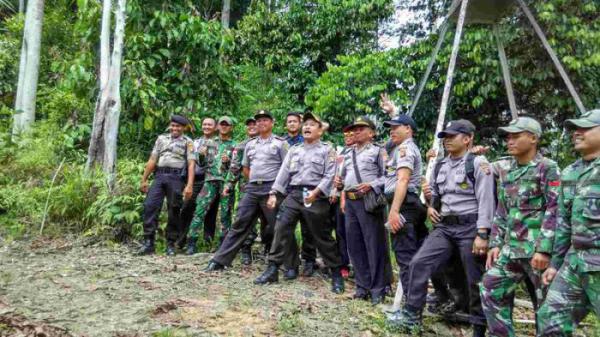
[538,109,600,336]
[186,116,236,254]
[223,117,267,265]
[479,117,560,337]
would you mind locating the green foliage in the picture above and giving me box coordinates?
[234,0,394,100]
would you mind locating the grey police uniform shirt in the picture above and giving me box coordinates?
[384,137,422,196]
[242,134,289,183]
[430,154,495,229]
[271,141,337,197]
[340,143,386,193]
[151,134,194,169]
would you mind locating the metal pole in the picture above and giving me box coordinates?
[493,24,519,120]
[408,21,450,117]
[424,0,470,185]
[516,0,586,114]
[407,0,461,117]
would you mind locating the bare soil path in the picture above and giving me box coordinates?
[0,238,539,337]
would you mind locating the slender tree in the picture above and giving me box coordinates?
[221,0,230,29]
[12,0,44,138]
[86,0,127,188]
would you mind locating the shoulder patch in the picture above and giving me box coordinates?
[479,162,491,175]
[398,145,407,158]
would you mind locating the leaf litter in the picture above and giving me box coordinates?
[0,238,539,336]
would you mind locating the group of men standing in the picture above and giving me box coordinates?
[138,101,600,337]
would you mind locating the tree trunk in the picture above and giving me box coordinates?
[19,0,25,13]
[86,0,127,189]
[13,0,44,139]
[102,0,126,186]
[86,0,112,171]
[221,0,230,29]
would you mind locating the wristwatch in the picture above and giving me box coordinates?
[476,231,489,240]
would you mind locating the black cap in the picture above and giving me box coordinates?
[383,114,417,131]
[437,119,476,138]
[170,114,190,126]
[245,117,256,125]
[254,109,273,121]
[344,115,376,132]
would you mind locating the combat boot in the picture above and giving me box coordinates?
[386,306,423,335]
[240,245,252,265]
[472,324,486,337]
[302,260,315,277]
[254,263,279,285]
[330,268,345,294]
[203,260,225,272]
[166,242,176,256]
[137,235,155,255]
[185,237,198,255]
[283,267,298,280]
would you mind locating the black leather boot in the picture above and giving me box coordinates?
[240,245,252,265]
[472,324,486,337]
[203,260,225,272]
[302,260,315,277]
[166,242,176,256]
[283,267,298,280]
[185,237,198,255]
[330,268,345,294]
[137,235,155,255]
[386,306,423,334]
[254,263,279,284]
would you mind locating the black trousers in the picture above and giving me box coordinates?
[142,172,184,243]
[388,193,428,291]
[405,221,486,326]
[180,176,218,243]
[345,198,387,298]
[269,191,342,269]
[331,201,350,267]
[212,183,279,266]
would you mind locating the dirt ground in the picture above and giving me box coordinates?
[0,237,553,337]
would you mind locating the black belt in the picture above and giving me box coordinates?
[441,214,478,225]
[156,167,182,175]
[290,185,318,191]
[249,180,274,185]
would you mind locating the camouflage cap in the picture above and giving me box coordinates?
[498,117,542,137]
[302,111,322,126]
[565,109,600,129]
[218,116,234,125]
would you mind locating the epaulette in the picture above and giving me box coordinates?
[290,142,302,147]
[273,135,287,141]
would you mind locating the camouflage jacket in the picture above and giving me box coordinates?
[490,153,560,259]
[225,137,254,189]
[201,138,236,182]
[551,156,600,272]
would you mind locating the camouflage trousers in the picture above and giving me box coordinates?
[480,254,544,337]
[188,180,235,242]
[538,261,600,337]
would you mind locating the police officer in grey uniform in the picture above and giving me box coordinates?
[223,117,267,265]
[205,110,289,270]
[253,112,344,293]
[383,114,427,292]
[339,116,388,304]
[139,115,195,255]
[388,120,494,337]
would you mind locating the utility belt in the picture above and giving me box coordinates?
[155,167,183,175]
[440,213,478,225]
[345,190,366,200]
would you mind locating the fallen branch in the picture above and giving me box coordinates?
[40,157,66,235]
